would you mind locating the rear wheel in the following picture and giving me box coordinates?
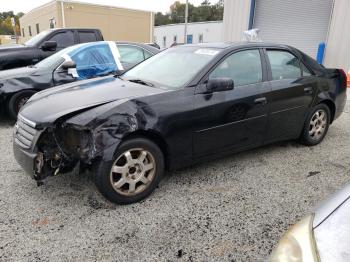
[8,90,36,119]
[299,104,330,146]
[93,138,164,204]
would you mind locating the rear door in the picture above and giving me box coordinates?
[193,48,271,157]
[264,49,318,143]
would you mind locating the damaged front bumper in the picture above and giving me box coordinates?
[13,115,44,179]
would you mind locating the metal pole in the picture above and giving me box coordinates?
[61,0,66,28]
[184,0,188,44]
[11,17,18,44]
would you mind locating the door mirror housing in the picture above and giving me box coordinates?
[41,41,57,51]
[115,69,125,77]
[61,60,76,70]
[206,78,234,93]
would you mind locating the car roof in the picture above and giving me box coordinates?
[115,41,161,54]
[180,42,294,50]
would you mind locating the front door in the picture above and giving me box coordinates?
[193,49,271,158]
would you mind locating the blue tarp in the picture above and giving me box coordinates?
[67,42,121,80]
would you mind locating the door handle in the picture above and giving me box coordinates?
[254,97,267,105]
[304,87,313,94]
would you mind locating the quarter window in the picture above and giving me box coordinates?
[209,49,263,87]
[301,63,312,77]
[267,50,302,80]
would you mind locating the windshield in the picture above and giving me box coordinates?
[122,47,220,89]
[34,45,78,69]
[24,30,51,46]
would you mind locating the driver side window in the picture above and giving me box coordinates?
[48,31,74,48]
[209,49,263,87]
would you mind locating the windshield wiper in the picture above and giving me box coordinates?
[128,79,154,87]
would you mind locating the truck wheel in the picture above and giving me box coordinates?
[299,104,331,146]
[8,90,36,119]
[93,137,165,204]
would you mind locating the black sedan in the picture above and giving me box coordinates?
[0,41,159,119]
[13,43,347,204]
[270,183,350,262]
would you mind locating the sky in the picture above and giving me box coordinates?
[0,0,207,14]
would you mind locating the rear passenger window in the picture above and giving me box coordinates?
[267,50,302,80]
[78,32,97,43]
[48,31,74,48]
[209,49,262,87]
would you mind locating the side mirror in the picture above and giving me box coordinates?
[115,69,125,77]
[206,78,234,93]
[41,41,57,51]
[61,60,76,70]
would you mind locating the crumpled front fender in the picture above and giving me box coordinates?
[63,98,157,162]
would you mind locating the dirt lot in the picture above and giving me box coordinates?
[0,95,349,261]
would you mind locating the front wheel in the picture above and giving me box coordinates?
[8,90,36,119]
[299,104,331,146]
[93,138,165,204]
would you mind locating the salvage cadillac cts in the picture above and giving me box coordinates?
[13,43,347,204]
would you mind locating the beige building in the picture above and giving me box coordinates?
[0,35,16,45]
[19,0,154,43]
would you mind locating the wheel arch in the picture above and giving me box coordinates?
[318,99,336,123]
[121,130,170,170]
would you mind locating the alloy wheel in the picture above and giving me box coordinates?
[309,109,327,141]
[110,148,156,196]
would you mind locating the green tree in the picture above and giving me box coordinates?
[0,12,24,35]
[155,0,224,26]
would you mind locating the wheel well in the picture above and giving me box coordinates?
[319,100,336,123]
[122,130,169,170]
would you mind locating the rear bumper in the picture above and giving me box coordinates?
[334,90,347,121]
[13,140,37,179]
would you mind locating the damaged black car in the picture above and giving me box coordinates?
[14,43,347,204]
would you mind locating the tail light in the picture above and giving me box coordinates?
[339,69,348,88]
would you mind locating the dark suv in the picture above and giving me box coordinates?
[0,28,103,70]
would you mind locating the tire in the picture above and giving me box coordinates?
[93,137,165,204]
[8,90,36,120]
[299,104,331,146]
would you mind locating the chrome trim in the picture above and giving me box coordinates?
[18,114,36,128]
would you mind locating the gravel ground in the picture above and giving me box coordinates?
[0,95,349,262]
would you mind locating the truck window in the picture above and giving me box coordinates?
[48,31,75,48]
[78,32,97,43]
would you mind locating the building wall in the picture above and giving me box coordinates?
[19,1,59,42]
[223,0,251,42]
[324,0,350,72]
[19,0,153,43]
[62,1,152,42]
[154,21,223,49]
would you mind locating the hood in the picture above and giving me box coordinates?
[0,66,38,80]
[0,44,30,52]
[314,183,350,228]
[20,76,168,125]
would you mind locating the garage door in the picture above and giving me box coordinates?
[253,0,333,58]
